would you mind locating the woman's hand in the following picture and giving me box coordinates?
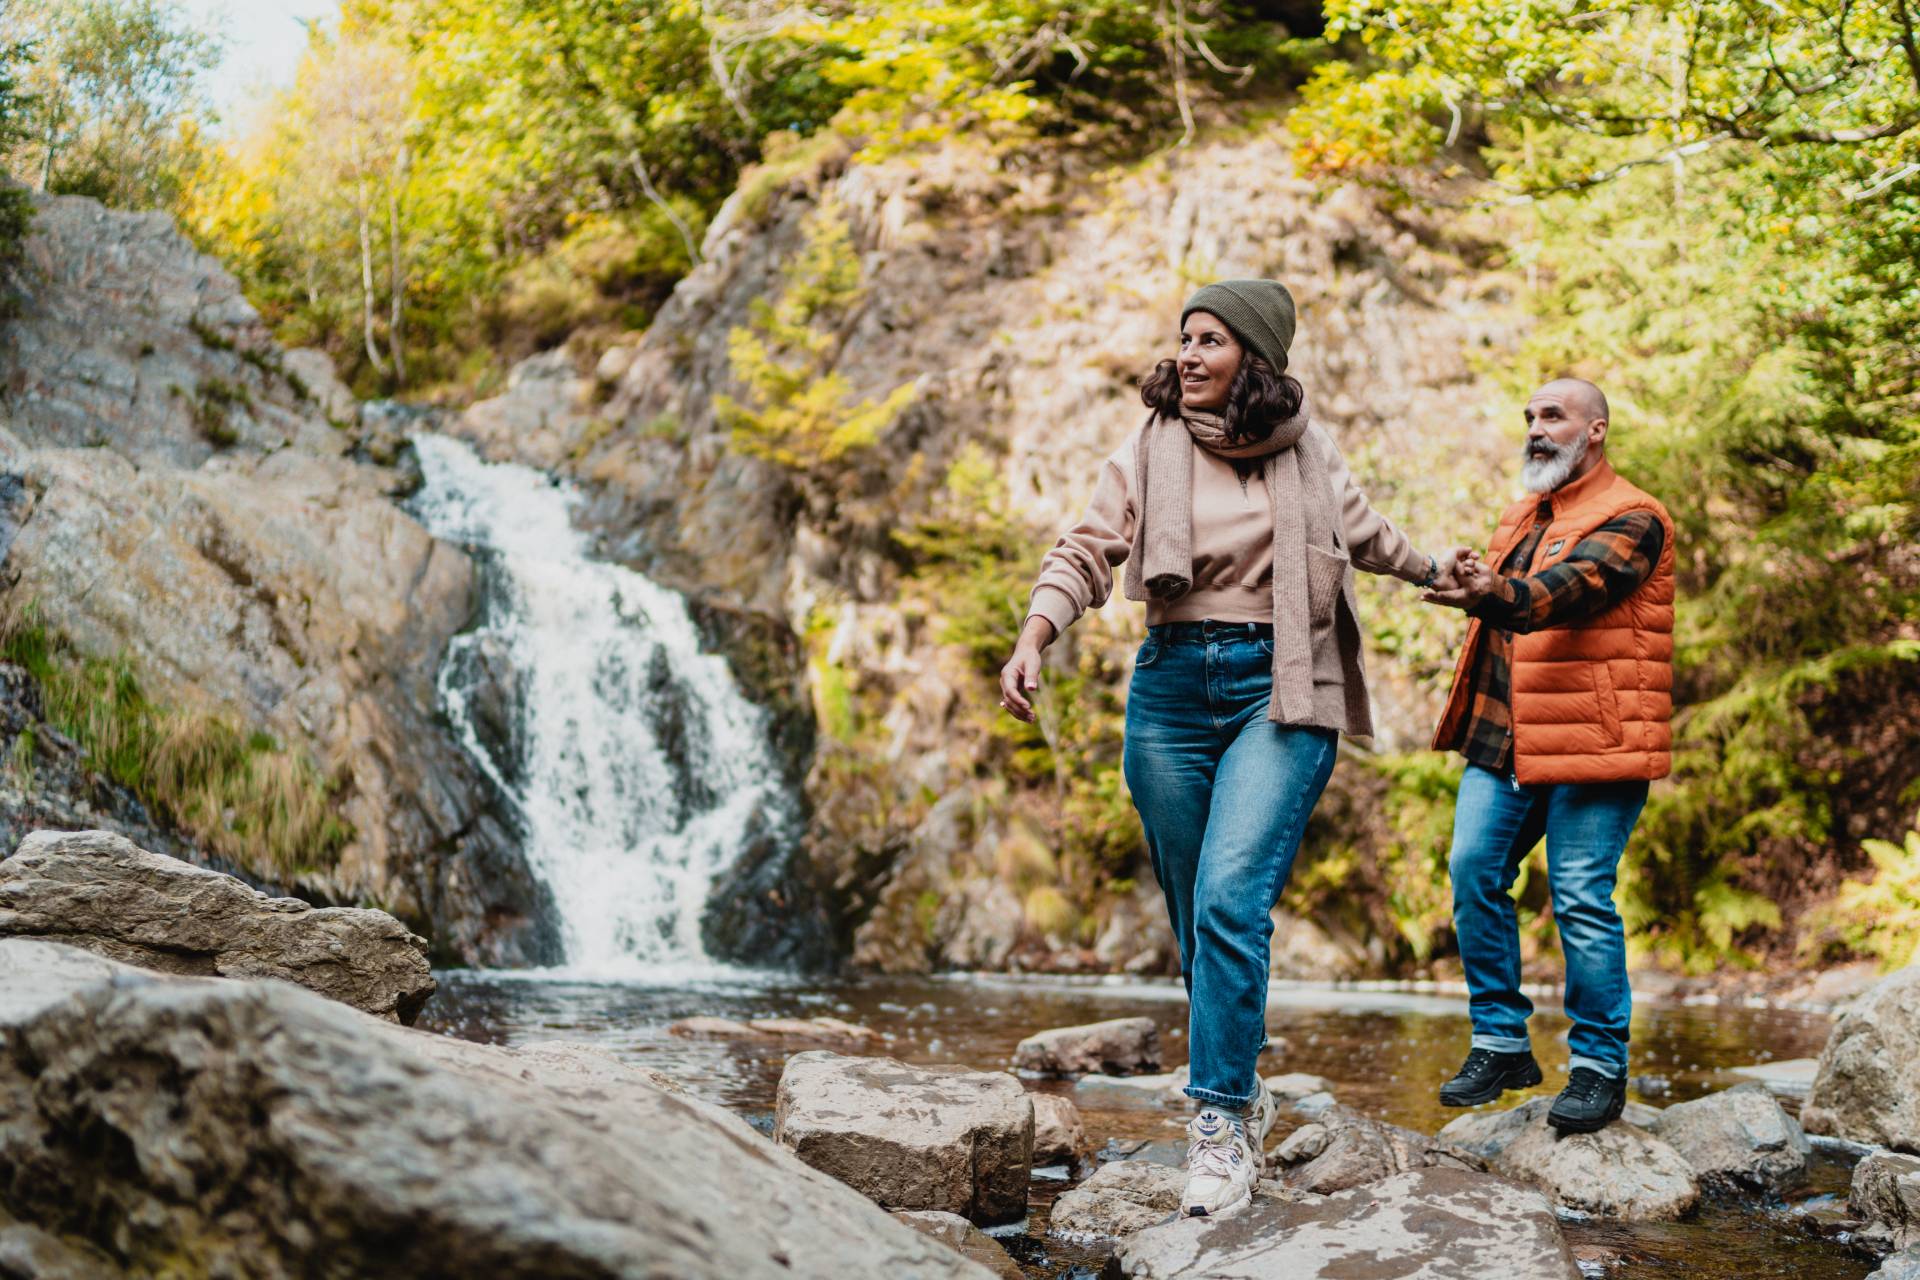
[1424,550,1502,609]
[999,616,1056,723]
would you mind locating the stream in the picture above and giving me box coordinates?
[416,971,1873,1279]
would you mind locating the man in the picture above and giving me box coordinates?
[1421,378,1674,1133]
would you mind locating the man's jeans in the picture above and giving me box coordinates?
[1450,763,1648,1078]
[1122,621,1338,1111]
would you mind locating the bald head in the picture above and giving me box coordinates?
[1542,378,1608,423]
[1521,378,1610,492]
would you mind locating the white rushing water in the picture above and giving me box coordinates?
[408,433,795,979]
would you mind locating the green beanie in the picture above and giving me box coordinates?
[1180,279,1297,374]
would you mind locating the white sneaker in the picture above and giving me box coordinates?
[1181,1106,1258,1219]
[1248,1077,1278,1147]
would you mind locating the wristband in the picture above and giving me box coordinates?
[1417,553,1438,589]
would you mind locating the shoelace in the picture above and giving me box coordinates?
[1188,1114,1249,1179]
[1562,1068,1609,1103]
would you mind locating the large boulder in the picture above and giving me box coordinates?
[773,1050,1033,1223]
[1014,1016,1162,1077]
[0,829,435,1023]
[1439,1098,1700,1221]
[1110,1166,1580,1279]
[1641,1083,1810,1190]
[1854,1151,1920,1253]
[0,938,998,1279]
[1804,967,1920,1150]
[892,1211,1024,1280]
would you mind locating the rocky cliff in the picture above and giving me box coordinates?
[435,127,1529,972]
[0,194,557,965]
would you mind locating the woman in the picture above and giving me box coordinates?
[998,279,1455,1219]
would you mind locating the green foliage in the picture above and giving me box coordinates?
[0,0,219,212]
[1806,826,1920,971]
[188,375,248,447]
[0,607,352,876]
[714,199,916,477]
[1296,0,1920,199]
[0,33,34,275]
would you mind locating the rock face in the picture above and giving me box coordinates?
[0,829,435,1023]
[1855,1151,1920,1252]
[1439,1098,1700,1221]
[1110,1166,1580,1279]
[773,1050,1034,1223]
[0,938,998,1280]
[1641,1083,1810,1190]
[0,192,556,966]
[1272,1106,1485,1195]
[1805,967,1920,1150]
[1014,1016,1162,1077]
[893,1211,1024,1280]
[1031,1092,1088,1166]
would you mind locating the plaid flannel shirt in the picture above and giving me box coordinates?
[1457,505,1667,774]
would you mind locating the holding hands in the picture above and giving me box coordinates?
[1423,547,1501,610]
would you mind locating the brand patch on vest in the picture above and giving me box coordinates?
[1546,539,1566,555]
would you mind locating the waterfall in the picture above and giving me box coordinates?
[407,433,796,977]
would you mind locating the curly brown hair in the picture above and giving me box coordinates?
[1139,351,1305,445]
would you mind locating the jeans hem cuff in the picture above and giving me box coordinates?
[1184,1085,1256,1111]
[1568,1055,1628,1079]
[1470,1034,1532,1054]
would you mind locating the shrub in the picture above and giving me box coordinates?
[0,607,351,877]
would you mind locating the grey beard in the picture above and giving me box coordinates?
[1521,432,1589,493]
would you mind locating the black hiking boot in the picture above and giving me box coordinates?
[1438,1046,1544,1107]
[1547,1067,1627,1133]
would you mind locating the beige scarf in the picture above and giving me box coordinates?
[1122,399,1341,724]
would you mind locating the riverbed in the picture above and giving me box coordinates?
[417,970,1874,1278]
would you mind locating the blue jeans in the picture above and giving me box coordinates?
[1122,620,1339,1111]
[1449,763,1648,1078]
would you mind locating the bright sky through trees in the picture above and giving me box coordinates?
[178,0,332,119]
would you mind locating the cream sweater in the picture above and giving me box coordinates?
[1025,422,1430,733]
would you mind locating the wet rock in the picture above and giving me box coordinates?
[1110,1166,1581,1278]
[1049,1159,1310,1240]
[1078,1064,1190,1104]
[1641,1083,1810,1190]
[667,1015,881,1045]
[773,1050,1033,1223]
[0,829,435,1024]
[1853,1151,1920,1252]
[1015,1016,1162,1077]
[1441,1099,1699,1221]
[1031,1093,1088,1166]
[0,939,995,1280]
[1729,1057,1820,1098]
[1049,1161,1187,1238]
[1272,1105,1485,1195]
[1263,1071,1332,1103]
[893,1211,1024,1280]
[1871,1246,1920,1280]
[1805,967,1920,1151]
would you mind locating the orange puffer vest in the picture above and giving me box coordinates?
[1432,459,1676,784]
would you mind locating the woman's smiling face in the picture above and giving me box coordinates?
[1177,311,1242,411]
